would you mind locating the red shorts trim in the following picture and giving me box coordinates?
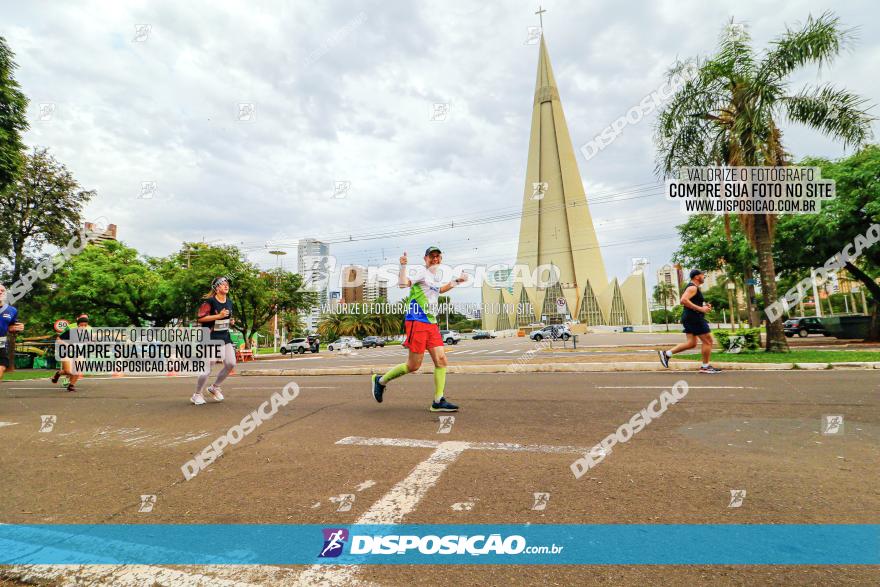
[403,321,443,354]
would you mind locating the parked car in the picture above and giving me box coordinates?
[363,336,386,348]
[529,325,572,342]
[439,330,461,345]
[280,338,310,355]
[327,337,363,351]
[471,330,495,340]
[783,317,828,337]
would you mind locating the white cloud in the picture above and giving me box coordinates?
[5,0,877,304]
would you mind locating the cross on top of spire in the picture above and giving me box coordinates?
[535,5,547,29]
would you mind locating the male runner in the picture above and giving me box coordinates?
[0,284,25,382]
[658,269,721,373]
[371,247,467,412]
[52,314,89,392]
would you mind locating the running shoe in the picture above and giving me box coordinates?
[430,397,459,412]
[699,365,722,374]
[66,384,76,393]
[371,374,385,403]
[657,350,670,369]
[206,385,224,402]
[51,371,61,384]
[190,392,207,405]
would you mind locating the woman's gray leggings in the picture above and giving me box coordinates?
[196,343,237,393]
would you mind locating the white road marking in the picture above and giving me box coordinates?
[0,565,266,587]
[0,422,18,428]
[506,349,520,354]
[295,439,470,586]
[296,436,591,585]
[229,386,337,390]
[355,480,376,492]
[336,436,589,454]
[596,386,753,389]
[4,435,586,586]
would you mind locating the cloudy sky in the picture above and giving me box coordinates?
[5,0,878,305]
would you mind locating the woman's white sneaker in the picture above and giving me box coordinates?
[190,392,207,405]
[206,385,224,401]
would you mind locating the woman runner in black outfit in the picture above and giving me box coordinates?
[192,276,237,405]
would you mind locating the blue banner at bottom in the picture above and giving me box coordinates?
[0,524,876,565]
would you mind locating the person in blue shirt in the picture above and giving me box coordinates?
[0,284,25,382]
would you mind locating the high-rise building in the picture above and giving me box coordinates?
[297,238,330,332]
[340,265,388,303]
[83,222,117,245]
[481,34,648,331]
[702,270,724,290]
[340,265,365,304]
[363,277,389,303]
[656,264,683,306]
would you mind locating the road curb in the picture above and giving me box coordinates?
[240,360,879,376]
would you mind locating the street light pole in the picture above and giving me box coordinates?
[269,250,287,352]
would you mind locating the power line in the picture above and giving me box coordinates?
[241,186,666,252]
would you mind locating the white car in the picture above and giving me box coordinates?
[327,337,363,351]
[280,338,310,355]
[439,330,461,345]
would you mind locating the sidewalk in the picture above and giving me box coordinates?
[241,360,880,377]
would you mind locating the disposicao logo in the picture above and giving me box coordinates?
[318,528,348,558]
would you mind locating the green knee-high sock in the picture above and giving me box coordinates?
[379,363,409,385]
[433,367,447,402]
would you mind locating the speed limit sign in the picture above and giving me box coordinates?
[53,319,70,334]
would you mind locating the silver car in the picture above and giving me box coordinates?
[529,325,571,342]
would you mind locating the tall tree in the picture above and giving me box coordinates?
[774,146,880,338]
[51,240,168,326]
[656,13,874,351]
[233,269,315,348]
[0,35,28,210]
[653,282,677,332]
[0,148,96,280]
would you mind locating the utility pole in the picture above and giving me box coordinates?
[726,281,736,330]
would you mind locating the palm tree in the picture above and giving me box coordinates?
[342,312,375,338]
[317,312,345,341]
[653,282,677,332]
[656,13,874,351]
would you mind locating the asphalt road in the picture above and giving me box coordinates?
[251,332,877,370]
[1,370,877,585]
[254,335,678,369]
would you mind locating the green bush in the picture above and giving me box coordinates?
[651,306,682,325]
[715,328,762,352]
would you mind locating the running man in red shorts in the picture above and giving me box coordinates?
[371,247,467,412]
